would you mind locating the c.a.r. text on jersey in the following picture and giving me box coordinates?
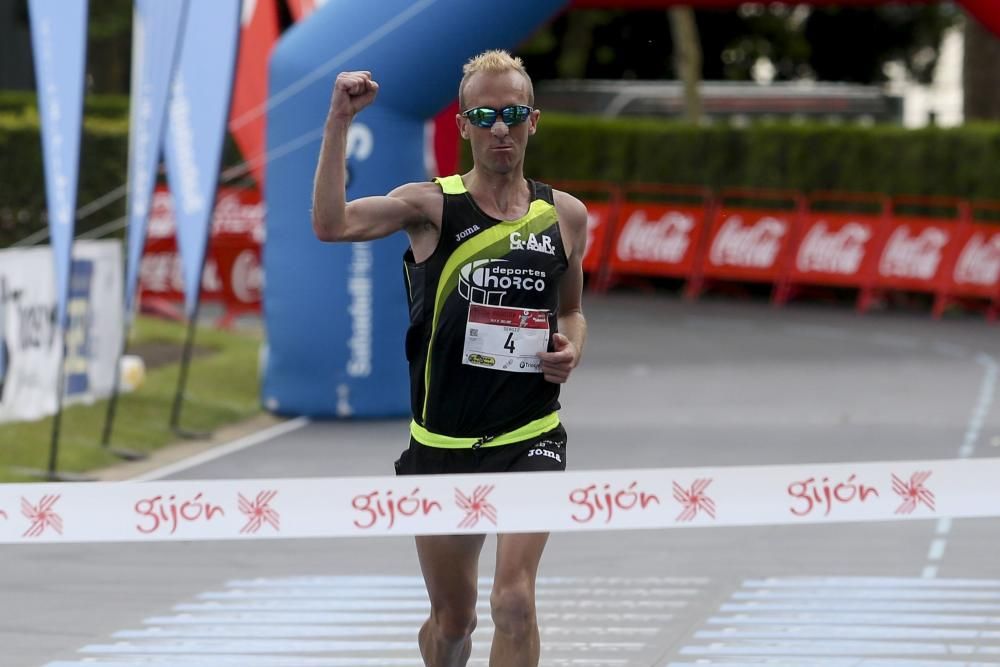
[510,231,555,255]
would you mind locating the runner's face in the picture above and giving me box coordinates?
[459,70,538,176]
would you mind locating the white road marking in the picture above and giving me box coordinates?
[925,352,998,578]
[670,661,999,667]
[742,577,1000,589]
[928,538,948,561]
[708,612,1000,626]
[132,417,310,481]
[47,576,702,666]
[672,577,1000,665]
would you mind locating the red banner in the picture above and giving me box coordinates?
[608,203,705,278]
[702,208,794,282]
[141,187,263,327]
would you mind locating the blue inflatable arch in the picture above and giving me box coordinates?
[263,0,568,418]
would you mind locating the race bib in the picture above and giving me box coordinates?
[463,304,550,373]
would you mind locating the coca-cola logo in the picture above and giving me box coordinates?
[231,250,263,303]
[140,253,222,294]
[709,215,786,268]
[148,191,177,239]
[213,193,267,243]
[147,189,265,240]
[879,226,948,280]
[796,221,871,275]
[616,209,693,264]
[954,232,1000,286]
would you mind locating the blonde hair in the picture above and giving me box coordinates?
[458,49,534,109]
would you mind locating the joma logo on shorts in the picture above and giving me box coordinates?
[510,231,555,255]
[528,447,562,463]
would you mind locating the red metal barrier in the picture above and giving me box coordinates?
[862,196,966,319]
[555,183,997,322]
[936,201,1000,321]
[777,192,890,312]
[689,188,804,303]
[144,181,992,324]
[600,184,712,294]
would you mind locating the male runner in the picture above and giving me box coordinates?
[312,50,587,667]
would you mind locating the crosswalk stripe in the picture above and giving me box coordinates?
[708,612,1000,626]
[672,577,1000,665]
[48,575,701,666]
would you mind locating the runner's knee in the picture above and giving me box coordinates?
[429,604,478,641]
[490,583,535,636]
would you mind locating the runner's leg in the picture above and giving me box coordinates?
[489,532,549,667]
[416,533,488,667]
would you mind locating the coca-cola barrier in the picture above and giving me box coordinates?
[138,185,999,326]
[566,183,1000,321]
[139,186,264,328]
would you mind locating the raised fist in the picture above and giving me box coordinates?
[330,71,379,120]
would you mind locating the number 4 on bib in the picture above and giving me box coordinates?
[463,304,549,373]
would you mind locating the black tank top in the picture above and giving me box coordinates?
[403,175,568,438]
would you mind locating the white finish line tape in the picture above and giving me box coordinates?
[1,457,998,544]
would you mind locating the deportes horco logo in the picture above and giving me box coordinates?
[458,259,546,306]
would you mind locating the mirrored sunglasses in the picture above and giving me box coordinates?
[461,105,533,128]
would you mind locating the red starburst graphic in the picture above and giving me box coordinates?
[238,491,280,534]
[455,485,497,529]
[673,479,716,522]
[892,471,935,514]
[21,495,63,537]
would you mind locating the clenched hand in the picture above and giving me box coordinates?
[537,333,578,384]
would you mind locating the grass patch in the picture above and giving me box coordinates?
[0,316,262,483]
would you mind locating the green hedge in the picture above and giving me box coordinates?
[0,105,245,248]
[5,109,1000,247]
[524,114,1000,201]
[0,111,129,247]
[0,90,130,119]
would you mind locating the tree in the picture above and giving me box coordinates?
[802,6,959,84]
[964,14,1000,120]
[519,6,958,86]
[669,7,702,123]
[86,0,132,94]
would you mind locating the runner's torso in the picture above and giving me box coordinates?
[403,175,568,438]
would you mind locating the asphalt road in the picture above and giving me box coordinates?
[3,293,999,666]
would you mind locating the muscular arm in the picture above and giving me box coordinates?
[311,71,432,243]
[538,191,589,384]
